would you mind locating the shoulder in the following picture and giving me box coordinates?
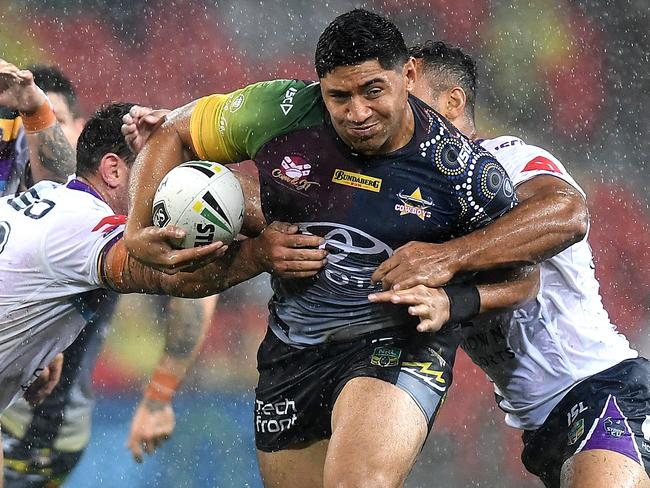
[480,135,579,187]
[221,79,321,121]
[192,80,323,161]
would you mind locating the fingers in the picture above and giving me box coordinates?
[129,104,154,121]
[272,258,328,277]
[370,256,399,284]
[127,434,144,464]
[367,290,400,303]
[128,226,229,273]
[416,319,437,333]
[408,303,431,317]
[276,248,328,262]
[267,221,300,235]
[143,111,168,125]
[368,286,429,304]
[121,113,136,135]
[43,353,64,396]
[162,241,227,274]
[126,405,175,464]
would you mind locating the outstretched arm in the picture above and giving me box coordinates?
[0,59,75,184]
[369,265,539,332]
[372,176,587,290]
[104,222,327,297]
[126,295,217,463]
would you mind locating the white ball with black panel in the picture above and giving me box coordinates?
[152,161,244,248]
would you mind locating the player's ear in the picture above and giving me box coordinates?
[404,58,416,92]
[445,86,467,120]
[99,153,126,189]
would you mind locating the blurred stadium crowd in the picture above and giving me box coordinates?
[1,0,648,486]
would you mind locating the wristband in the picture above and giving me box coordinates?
[442,284,481,322]
[20,99,56,133]
[143,367,181,403]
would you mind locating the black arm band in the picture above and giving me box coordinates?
[442,284,481,323]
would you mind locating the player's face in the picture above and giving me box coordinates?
[46,92,84,147]
[320,59,415,156]
[114,164,131,216]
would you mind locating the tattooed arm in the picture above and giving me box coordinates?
[24,124,76,184]
[126,295,218,463]
[0,59,75,184]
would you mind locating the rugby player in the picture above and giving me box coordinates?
[0,66,225,484]
[0,65,89,487]
[370,40,650,488]
[122,9,532,487]
[0,59,76,194]
[0,100,320,488]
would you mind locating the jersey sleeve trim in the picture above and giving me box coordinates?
[190,94,242,163]
[512,171,586,198]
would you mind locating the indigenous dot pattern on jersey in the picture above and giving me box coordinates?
[420,113,514,225]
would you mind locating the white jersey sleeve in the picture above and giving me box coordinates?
[480,136,585,197]
[42,205,125,287]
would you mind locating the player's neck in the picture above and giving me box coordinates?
[455,117,476,140]
[75,176,112,209]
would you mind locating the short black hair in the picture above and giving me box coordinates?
[76,103,135,178]
[315,9,409,78]
[28,65,80,118]
[409,40,477,118]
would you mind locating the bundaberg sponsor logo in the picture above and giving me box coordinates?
[332,169,382,192]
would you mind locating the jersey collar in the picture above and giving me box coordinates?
[66,178,104,202]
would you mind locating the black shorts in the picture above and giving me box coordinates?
[254,325,460,452]
[3,430,83,488]
[521,357,650,488]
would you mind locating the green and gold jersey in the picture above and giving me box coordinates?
[190,80,516,346]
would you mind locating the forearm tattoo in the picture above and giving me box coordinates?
[32,123,76,180]
[163,299,204,359]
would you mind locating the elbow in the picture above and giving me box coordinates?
[513,265,540,309]
[554,188,589,246]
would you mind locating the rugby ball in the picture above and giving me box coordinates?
[152,161,245,248]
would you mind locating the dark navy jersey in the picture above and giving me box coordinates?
[191,80,516,345]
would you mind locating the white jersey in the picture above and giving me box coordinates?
[0,180,124,412]
[460,136,637,430]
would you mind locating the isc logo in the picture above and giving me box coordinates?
[280,87,298,115]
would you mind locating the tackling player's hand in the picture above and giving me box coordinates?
[368,285,450,332]
[371,241,465,291]
[121,105,169,155]
[124,225,228,275]
[23,353,64,407]
[0,59,49,114]
[250,221,328,278]
[126,398,175,463]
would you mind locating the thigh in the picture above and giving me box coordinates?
[324,377,428,488]
[561,449,650,488]
[522,358,650,488]
[257,440,328,488]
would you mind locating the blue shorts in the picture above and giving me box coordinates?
[521,357,650,488]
